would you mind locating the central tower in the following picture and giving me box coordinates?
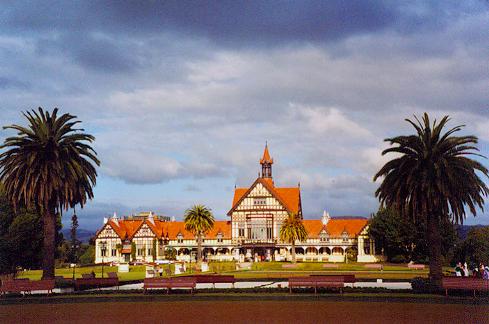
[260,143,273,178]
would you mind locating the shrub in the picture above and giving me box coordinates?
[391,255,407,263]
[410,277,440,294]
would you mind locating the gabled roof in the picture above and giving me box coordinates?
[303,218,368,238]
[97,219,232,240]
[228,177,301,216]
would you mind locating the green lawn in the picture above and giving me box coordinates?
[17,261,437,282]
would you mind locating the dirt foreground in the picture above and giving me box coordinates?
[1,300,488,324]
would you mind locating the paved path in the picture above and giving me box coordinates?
[113,281,411,290]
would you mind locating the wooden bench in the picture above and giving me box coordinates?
[364,264,383,270]
[310,275,356,283]
[144,277,197,294]
[442,277,489,297]
[288,276,344,294]
[75,277,119,291]
[185,275,236,288]
[1,279,55,296]
[282,264,299,269]
[408,264,425,270]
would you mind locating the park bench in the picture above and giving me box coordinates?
[1,279,55,296]
[75,274,119,291]
[143,277,197,294]
[310,274,356,284]
[81,273,95,279]
[288,276,344,294]
[282,264,299,269]
[185,275,236,288]
[364,264,383,270]
[442,277,489,297]
[322,264,339,269]
[236,262,252,270]
[408,264,425,270]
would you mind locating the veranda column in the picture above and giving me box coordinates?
[358,237,364,256]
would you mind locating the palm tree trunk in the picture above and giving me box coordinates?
[197,232,202,266]
[427,215,443,288]
[41,208,56,279]
[291,241,296,263]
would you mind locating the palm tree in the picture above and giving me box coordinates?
[184,204,214,266]
[0,108,99,279]
[279,213,308,263]
[374,113,488,287]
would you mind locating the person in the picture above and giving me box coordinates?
[455,262,462,276]
[483,266,489,280]
[463,262,469,277]
[158,266,163,277]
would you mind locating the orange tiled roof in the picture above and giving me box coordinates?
[230,177,301,215]
[104,219,231,240]
[303,218,367,238]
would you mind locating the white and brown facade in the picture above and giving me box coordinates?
[95,146,378,264]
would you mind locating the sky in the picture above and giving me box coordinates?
[0,1,488,230]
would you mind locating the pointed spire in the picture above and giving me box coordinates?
[260,142,273,164]
[260,143,273,178]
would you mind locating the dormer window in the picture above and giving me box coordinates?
[217,232,223,243]
[342,231,349,242]
[177,233,183,243]
[253,198,266,206]
[319,230,329,242]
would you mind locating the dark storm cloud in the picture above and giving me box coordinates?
[4,1,480,46]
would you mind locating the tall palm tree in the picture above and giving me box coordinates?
[279,213,308,263]
[374,113,488,287]
[184,204,214,265]
[0,108,99,279]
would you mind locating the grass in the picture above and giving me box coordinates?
[17,261,439,282]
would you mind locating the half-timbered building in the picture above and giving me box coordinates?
[94,145,378,264]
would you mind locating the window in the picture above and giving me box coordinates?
[217,233,223,243]
[253,197,266,206]
[148,248,152,256]
[320,231,329,242]
[238,224,245,237]
[342,231,349,242]
[137,248,144,256]
[101,248,107,257]
[111,249,117,256]
[177,233,184,244]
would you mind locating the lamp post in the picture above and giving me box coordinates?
[101,241,107,278]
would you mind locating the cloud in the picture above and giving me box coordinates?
[1,2,489,226]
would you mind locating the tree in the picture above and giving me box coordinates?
[460,226,489,266]
[184,204,214,265]
[0,108,100,279]
[279,213,308,263]
[374,113,488,287]
[369,207,457,263]
[68,211,81,264]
